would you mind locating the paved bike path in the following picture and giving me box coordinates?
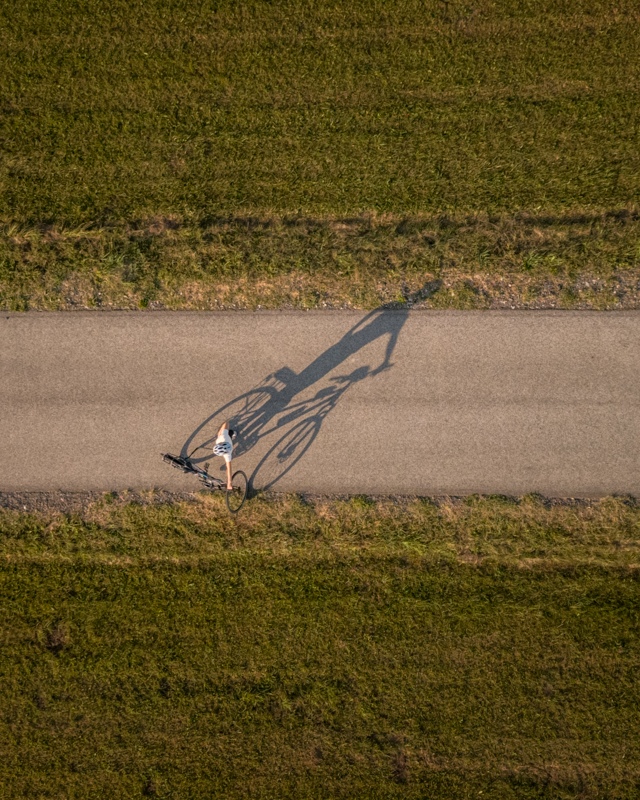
[1,310,639,496]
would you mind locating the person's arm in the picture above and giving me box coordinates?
[218,420,230,436]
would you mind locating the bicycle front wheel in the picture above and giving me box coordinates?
[226,470,248,513]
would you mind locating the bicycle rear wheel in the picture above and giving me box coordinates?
[226,470,248,513]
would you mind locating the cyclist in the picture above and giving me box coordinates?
[213,421,236,490]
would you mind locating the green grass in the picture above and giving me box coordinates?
[3,211,640,310]
[2,0,639,221]
[1,0,639,308]
[2,494,640,798]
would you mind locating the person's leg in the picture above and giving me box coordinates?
[217,420,230,437]
[225,458,233,490]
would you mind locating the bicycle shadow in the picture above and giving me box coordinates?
[181,304,414,491]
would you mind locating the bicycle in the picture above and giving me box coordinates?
[161,453,248,513]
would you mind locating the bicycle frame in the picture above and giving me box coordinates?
[162,454,225,490]
[163,453,248,513]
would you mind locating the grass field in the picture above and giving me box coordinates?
[1,0,640,308]
[3,4,639,794]
[2,493,640,798]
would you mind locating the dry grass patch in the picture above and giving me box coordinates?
[2,211,640,311]
[2,491,639,567]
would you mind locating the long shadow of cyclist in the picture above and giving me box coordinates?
[181,301,420,490]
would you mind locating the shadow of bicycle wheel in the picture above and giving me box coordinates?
[249,415,321,491]
[180,307,412,490]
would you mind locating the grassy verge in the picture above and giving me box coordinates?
[2,494,639,798]
[2,0,640,309]
[3,211,640,311]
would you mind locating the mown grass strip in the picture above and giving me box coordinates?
[2,493,640,567]
[3,211,640,311]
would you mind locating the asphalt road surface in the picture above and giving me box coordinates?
[1,310,639,497]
